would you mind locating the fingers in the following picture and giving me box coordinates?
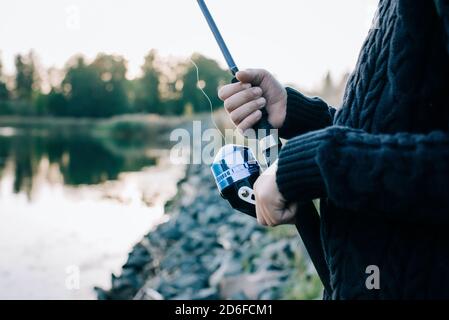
[218,69,269,133]
[255,196,269,226]
[256,200,277,227]
[237,110,262,134]
[236,69,268,86]
[254,178,272,227]
[257,204,295,227]
[254,181,298,227]
[224,86,263,113]
[218,82,251,101]
[281,204,297,225]
[229,97,266,125]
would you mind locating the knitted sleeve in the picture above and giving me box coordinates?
[276,126,449,224]
[279,87,335,139]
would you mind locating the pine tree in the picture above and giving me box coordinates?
[136,49,162,114]
[14,52,39,101]
[0,54,9,101]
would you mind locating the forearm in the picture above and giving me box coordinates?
[276,126,449,224]
[279,87,335,139]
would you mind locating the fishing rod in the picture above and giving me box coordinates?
[196,0,238,76]
[197,0,279,165]
[196,0,331,293]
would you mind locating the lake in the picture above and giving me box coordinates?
[0,120,185,299]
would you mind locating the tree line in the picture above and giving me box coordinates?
[0,50,231,118]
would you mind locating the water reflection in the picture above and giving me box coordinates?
[0,130,156,199]
[0,125,183,299]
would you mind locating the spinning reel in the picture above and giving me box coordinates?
[211,136,280,218]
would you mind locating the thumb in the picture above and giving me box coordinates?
[236,69,267,86]
[284,203,298,225]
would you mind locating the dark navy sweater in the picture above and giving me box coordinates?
[276,0,449,299]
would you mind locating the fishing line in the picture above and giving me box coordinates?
[189,58,225,140]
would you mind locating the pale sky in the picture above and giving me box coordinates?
[0,0,378,90]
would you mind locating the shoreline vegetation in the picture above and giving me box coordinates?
[0,113,202,146]
[0,50,347,120]
[0,51,232,119]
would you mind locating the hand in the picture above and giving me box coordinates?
[218,69,287,134]
[253,161,298,227]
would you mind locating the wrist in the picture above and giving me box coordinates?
[279,88,332,139]
[276,129,330,203]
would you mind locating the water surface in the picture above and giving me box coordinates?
[0,124,183,299]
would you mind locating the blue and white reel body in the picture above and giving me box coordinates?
[211,145,261,217]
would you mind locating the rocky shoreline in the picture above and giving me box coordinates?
[95,161,323,300]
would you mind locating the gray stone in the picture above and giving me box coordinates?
[134,287,164,300]
[192,287,219,300]
[173,274,206,291]
[219,270,285,300]
[209,254,243,287]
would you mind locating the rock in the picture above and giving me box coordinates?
[177,215,197,234]
[123,250,150,270]
[173,274,207,291]
[159,224,183,241]
[209,253,243,287]
[200,254,222,273]
[258,288,278,300]
[230,292,249,300]
[235,223,257,242]
[134,287,164,300]
[121,267,139,278]
[260,240,296,270]
[181,236,203,252]
[172,291,195,300]
[198,205,223,225]
[192,287,219,300]
[94,287,110,300]
[178,256,202,274]
[219,270,286,300]
[111,272,143,291]
[156,281,178,298]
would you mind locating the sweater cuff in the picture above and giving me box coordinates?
[279,87,333,139]
[276,129,330,202]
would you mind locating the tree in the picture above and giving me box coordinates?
[61,54,129,117]
[46,89,67,116]
[0,55,9,101]
[135,50,162,114]
[14,51,39,101]
[90,53,129,116]
[61,56,97,117]
[182,53,230,113]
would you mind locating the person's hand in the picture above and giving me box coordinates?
[218,69,287,134]
[253,161,298,227]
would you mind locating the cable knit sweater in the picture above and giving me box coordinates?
[276,0,449,299]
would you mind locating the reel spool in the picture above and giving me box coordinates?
[211,144,260,218]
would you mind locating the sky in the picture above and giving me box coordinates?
[0,0,379,90]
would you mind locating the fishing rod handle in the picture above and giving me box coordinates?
[232,77,282,167]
